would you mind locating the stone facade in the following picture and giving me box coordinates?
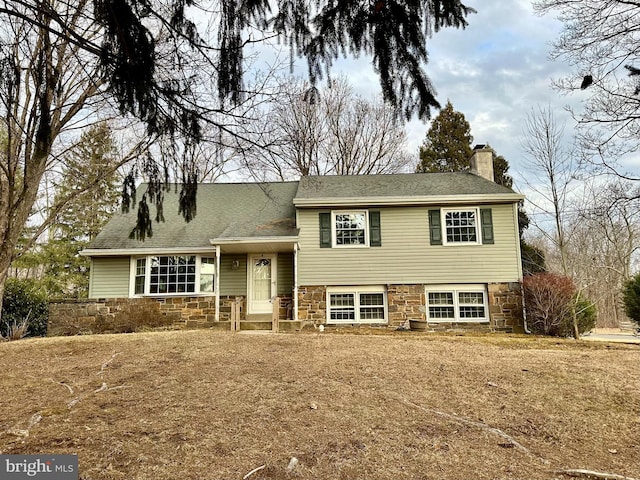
[298,282,524,332]
[49,284,522,335]
[387,285,426,325]
[297,286,327,323]
[48,294,295,336]
[487,282,524,333]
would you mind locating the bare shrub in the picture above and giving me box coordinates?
[0,320,30,341]
[523,273,575,335]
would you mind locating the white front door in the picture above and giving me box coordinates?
[248,255,277,314]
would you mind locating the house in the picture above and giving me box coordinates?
[52,146,525,333]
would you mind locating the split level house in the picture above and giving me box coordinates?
[74,146,525,333]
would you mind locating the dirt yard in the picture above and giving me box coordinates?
[0,330,638,480]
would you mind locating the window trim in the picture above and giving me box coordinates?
[326,286,388,324]
[331,210,370,248]
[129,254,217,297]
[425,284,489,323]
[441,208,481,246]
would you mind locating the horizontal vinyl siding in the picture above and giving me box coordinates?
[297,204,521,286]
[89,257,130,298]
[277,252,294,295]
[219,254,247,296]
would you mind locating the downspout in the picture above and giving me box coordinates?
[293,243,298,321]
[522,289,531,334]
[513,201,530,334]
[215,245,221,322]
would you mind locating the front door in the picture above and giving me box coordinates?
[248,255,277,314]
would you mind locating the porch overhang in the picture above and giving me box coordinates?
[209,236,299,254]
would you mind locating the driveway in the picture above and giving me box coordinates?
[581,330,640,344]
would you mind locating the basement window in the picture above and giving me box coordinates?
[327,286,387,324]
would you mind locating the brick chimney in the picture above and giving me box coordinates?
[469,144,494,182]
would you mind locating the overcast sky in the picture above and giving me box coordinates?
[323,0,586,187]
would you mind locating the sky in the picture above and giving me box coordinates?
[322,0,586,187]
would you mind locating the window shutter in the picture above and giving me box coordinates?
[319,212,331,248]
[428,209,442,245]
[480,208,494,244]
[369,211,381,247]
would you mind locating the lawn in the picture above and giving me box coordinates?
[0,330,638,480]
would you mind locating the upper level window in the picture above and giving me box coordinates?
[334,211,368,247]
[443,208,479,244]
[131,255,215,296]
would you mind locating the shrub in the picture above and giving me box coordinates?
[1,278,49,339]
[556,295,597,337]
[622,273,640,327]
[523,273,575,336]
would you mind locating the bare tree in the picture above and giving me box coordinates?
[564,181,640,327]
[534,0,640,177]
[242,78,412,181]
[521,106,582,338]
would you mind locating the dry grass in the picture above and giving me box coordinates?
[0,330,638,480]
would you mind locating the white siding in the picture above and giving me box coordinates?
[89,257,130,298]
[297,204,521,286]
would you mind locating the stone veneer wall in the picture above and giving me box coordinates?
[48,296,221,335]
[49,294,295,336]
[297,286,327,323]
[487,282,524,333]
[298,282,524,332]
[387,285,426,325]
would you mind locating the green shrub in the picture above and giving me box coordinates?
[622,273,640,327]
[1,278,49,338]
[557,295,597,337]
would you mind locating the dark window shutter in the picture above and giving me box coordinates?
[319,212,331,248]
[369,211,381,247]
[480,208,494,244]
[428,209,442,245]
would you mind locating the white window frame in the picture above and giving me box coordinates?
[442,208,481,245]
[326,286,387,324]
[425,284,489,322]
[129,254,217,297]
[332,210,369,248]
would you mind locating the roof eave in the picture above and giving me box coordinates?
[293,193,525,207]
[80,246,218,257]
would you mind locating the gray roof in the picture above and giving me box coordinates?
[88,173,521,252]
[294,172,518,201]
[89,182,299,250]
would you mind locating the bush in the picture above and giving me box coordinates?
[556,295,597,337]
[523,273,597,337]
[523,273,574,336]
[1,278,49,339]
[622,273,640,327]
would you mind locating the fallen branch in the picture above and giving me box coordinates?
[243,465,266,479]
[50,379,74,394]
[398,396,548,464]
[554,469,640,480]
[94,382,129,393]
[98,352,122,376]
[6,413,42,437]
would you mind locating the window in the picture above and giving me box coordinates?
[131,255,216,296]
[319,211,381,248]
[444,209,478,244]
[200,258,215,293]
[327,287,387,324]
[430,208,494,246]
[134,258,146,295]
[426,285,488,322]
[334,211,368,246]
